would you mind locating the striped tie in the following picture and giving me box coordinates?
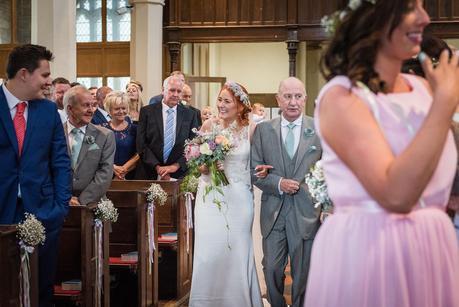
[13,102,27,156]
[163,108,175,162]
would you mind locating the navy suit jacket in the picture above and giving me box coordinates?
[136,102,199,179]
[148,94,163,105]
[91,108,109,126]
[0,85,72,230]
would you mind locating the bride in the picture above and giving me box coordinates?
[189,82,269,307]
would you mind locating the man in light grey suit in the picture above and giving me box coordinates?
[63,86,115,206]
[251,77,322,307]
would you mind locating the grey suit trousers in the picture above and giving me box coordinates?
[262,201,314,307]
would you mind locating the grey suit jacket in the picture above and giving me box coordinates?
[251,115,322,239]
[65,123,115,205]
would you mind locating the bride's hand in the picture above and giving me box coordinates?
[216,161,224,171]
[198,164,210,175]
[255,164,273,179]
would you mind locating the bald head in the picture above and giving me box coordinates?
[276,77,307,122]
[182,84,192,104]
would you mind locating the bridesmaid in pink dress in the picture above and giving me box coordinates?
[304,0,459,306]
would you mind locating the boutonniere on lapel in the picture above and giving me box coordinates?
[304,128,315,137]
[85,135,95,144]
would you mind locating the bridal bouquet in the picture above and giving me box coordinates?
[305,160,333,220]
[183,127,234,208]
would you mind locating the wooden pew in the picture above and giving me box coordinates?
[106,190,158,307]
[108,180,193,303]
[0,225,39,307]
[54,204,110,307]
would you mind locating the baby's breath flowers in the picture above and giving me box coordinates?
[146,183,168,206]
[94,198,118,223]
[17,213,46,247]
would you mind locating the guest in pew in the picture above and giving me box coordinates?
[91,86,112,126]
[136,75,199,180]
[102,91,139,180]
[148,70,186,105]
[0,44,72,307]
[251,102,266,124]
[63,86,116,206]
[181,83,202,126]
[51,77,71,123]
[125,80,144,123]
[88,85,98,112]
[200,106,213,124]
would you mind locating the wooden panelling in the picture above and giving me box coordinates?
[0,47,13,79]
[165,0,459,43]
[77,42,129,77]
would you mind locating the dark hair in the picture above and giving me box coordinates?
[6,44,54,79]
[220,82,251,127]
[88,86,98,91]
[70,82,81,87]
[401,35,451,77]
[321,0,416,93]
[52,77,70,86]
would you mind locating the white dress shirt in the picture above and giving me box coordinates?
[58,109,67,123]
[278,115,303,195]
[161,102,177,144]
[3,84,28,121]
[2,84,28,198]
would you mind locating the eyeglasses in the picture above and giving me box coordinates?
[282,93,306,101]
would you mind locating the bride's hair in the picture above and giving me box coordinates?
[220,82,251,127]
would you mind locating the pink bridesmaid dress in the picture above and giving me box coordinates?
[304,74,459,307]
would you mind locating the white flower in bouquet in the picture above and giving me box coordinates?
[94,198,118,223]
[17,213,46,247]
[305,160,333,212]
[146,183,168,206]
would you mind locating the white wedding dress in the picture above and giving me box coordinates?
[189,126,262,307]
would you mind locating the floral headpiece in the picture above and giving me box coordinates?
[225,81,251,107]
[321,0,377,36]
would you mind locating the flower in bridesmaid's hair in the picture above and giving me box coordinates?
[85,135,95,145]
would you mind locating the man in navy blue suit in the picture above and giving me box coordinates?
[0,44,72,306]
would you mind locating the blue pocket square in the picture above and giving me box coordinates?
[88,143,100,151]
[304,128,315,137]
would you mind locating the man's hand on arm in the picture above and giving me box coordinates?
[156,163,180,179]
[279,178,300,195]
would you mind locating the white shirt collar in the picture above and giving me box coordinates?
[98,107,110,117]
[281,114,302,127]
[162,101,178,113]
[2,84,26,110]
[66,120,87,134]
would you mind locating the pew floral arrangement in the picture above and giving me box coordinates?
[17,213,46,307]
[94,198,119,223]
[93,198,118,307]
[179,174,200,254]
[145,183,168,272]
[146,183,168,206]
[305,160,334,222]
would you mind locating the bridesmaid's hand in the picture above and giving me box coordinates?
[255,164,273,179]
[198,164,210,175]
[420,49,459,112]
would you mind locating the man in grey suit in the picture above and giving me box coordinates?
[63,86,115,206]
[251,77,322,307]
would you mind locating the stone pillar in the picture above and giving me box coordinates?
[31,0,76,81]
[130,0,165,101]
[286,30,299,77]
[305,41,325,116]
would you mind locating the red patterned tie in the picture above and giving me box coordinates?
[13,102,27,156]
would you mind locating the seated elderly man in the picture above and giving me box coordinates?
[63,86,115,205]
